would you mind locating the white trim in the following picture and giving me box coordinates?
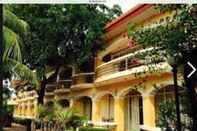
[140,125,161,131]
[72,72,95,77]
[88,121,117,127]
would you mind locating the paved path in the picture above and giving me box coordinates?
[3,123,26,131]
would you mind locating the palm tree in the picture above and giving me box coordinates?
[37,103,87,131]
[0,6,38,129]
[3,6,38,83]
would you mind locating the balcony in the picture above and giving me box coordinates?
[71,72,95,90]
[17,90,38,101]
[96,47,170,84]
[55,79,72,93]
[45,84,56,96]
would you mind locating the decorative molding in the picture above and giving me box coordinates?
[93,91,115,100]
[117,85,144,97]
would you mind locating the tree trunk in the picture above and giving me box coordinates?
[37,66,60,105]
[184,75,197,131]
[37,76,47,105]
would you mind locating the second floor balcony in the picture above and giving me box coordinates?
[96,47,170,83]
[55,79,72,93]
[71,72,95,90]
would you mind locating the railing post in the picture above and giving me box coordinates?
[125,58,128,70]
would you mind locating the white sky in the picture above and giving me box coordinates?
[105,0,137,12]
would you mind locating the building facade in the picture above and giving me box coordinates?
[12,4,183,131]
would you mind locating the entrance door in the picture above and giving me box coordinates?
[124,91,142,131]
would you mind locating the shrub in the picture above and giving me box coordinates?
[79,127,110,131]
[37,103,87,130]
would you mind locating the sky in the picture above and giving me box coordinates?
[105,0,137,12]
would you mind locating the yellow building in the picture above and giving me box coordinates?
[12,4,183,131]
[13,90,38,119]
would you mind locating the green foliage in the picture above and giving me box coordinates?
[2,6,39,87]
[1,8,39,130]
[156,95,193,130]
[53,103,87,129]
[79,127,109,131]
[37,103,86,130]
[7,5,122,104]
[2,6,28,63]
[10,4,122,72]
[3,26,22,62]
[3,6,29,36]
[37,104,54,121]
[53,103,74,123]
[4,59,39,87]
[37,104,48,119]
[128,5,197,60]
[3,6,28,62]
[156,101,176,128]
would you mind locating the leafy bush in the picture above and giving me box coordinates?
[53,103,87,129]
[156,95,193,130]
[156,101,176,128]
[37,104,54,121]
[37,102,87,130]
[79,127,109,131]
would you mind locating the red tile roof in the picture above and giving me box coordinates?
[105,4,154,32]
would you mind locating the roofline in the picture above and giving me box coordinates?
[105,4,154,31]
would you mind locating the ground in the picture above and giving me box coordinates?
[3,123,26,131]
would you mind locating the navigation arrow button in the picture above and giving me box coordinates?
[187,62,196,78]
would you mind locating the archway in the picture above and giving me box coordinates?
[75,96,92,120]
[123,90,143,131]
[81,96,92,120]
[58,99,70,108]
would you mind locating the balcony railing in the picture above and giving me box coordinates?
[72,72,95,87]
[45,84,56,93]
[87,121,117,129]
[56,79,72,90]
[18,91,37,99]
[96,47,165,79]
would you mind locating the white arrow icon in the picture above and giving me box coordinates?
[187,62,196,78]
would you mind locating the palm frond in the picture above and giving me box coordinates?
[3,8,29,36]
[4,59,39,88]
[53,103,75,123]
[37,104,47,119]
[3,26,22,62]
